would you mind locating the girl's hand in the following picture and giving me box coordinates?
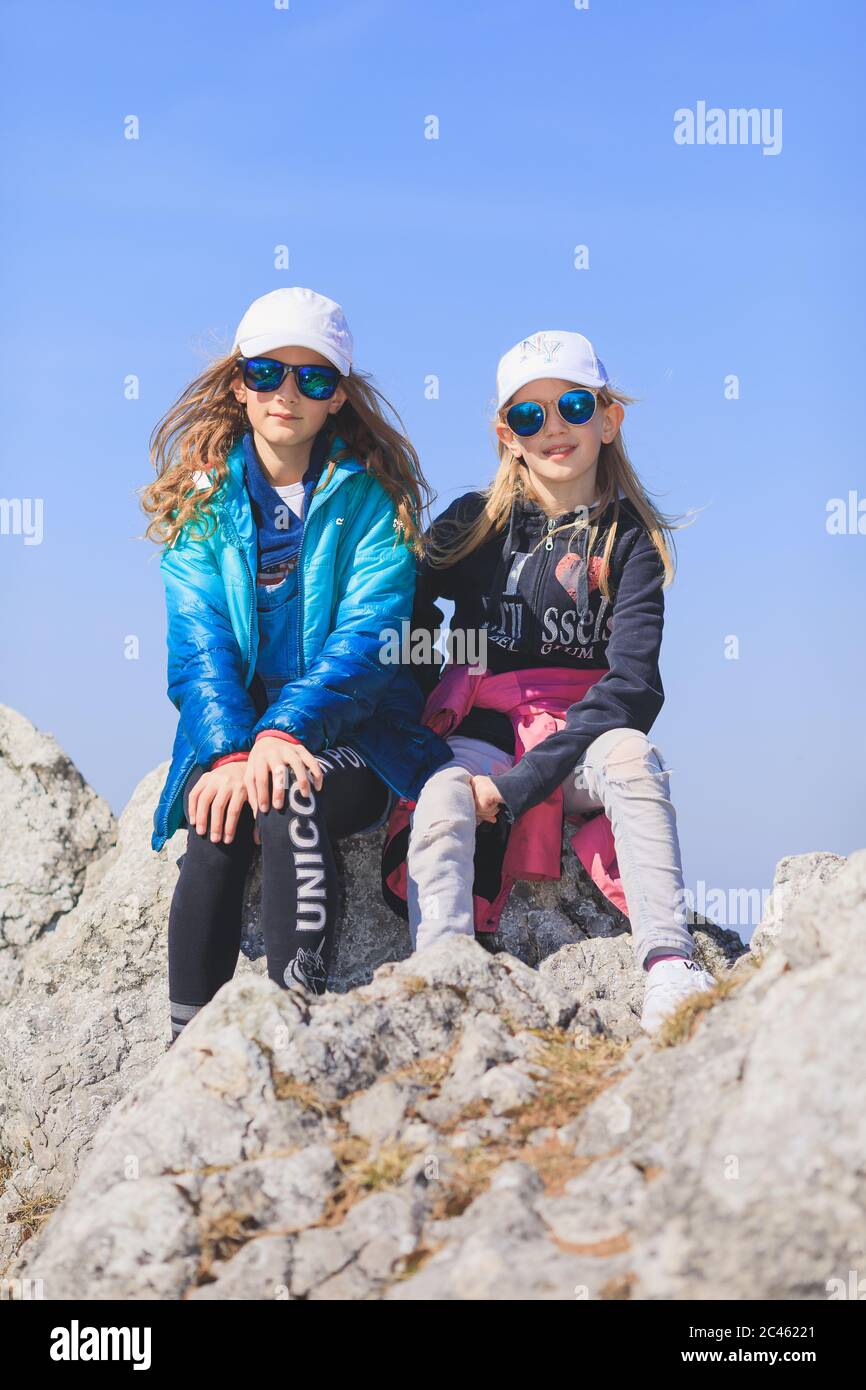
[244,736,324,823]
[188,763,250,844]
[471,774,505,824]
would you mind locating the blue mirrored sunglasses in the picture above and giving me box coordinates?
[503,388,599,437]
[239,356,341,400]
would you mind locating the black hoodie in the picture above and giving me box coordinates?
[410,489,667,824]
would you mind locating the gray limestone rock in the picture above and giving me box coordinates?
[4,705,859,1304]
[0,705,116,971]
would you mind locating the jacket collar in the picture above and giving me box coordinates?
[190,430,365,554]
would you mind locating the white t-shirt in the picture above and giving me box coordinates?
[273,481,305,520]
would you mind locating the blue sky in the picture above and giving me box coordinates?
[2,0,864,937]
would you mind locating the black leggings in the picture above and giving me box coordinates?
[167,745,389,1039]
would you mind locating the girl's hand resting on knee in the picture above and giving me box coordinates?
[244,736,324,831]
[471,774,505,824]
[188,763,250,845]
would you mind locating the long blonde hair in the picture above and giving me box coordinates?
[426,383,697,598]
[139,348,433,554]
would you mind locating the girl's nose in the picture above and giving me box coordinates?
[540,424,570,445]
[274,378,302,406]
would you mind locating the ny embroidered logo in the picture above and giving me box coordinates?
[518,333,562,365]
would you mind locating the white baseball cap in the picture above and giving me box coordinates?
[496,330,609,410]
[231,287,353,376]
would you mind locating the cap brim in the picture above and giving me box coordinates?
[497,365,607,410]
[234,331,349,376]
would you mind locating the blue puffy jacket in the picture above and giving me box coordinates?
[151,431,452,851]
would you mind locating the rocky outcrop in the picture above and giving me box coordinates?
[0,706,116,997]
[5,706,861,1301]
[749,850,847,956]
[7,846,865,1300]
[0,716,737,1274]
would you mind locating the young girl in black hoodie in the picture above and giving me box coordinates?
[384,329,716,1035]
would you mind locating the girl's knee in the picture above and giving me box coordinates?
[415,764,472,810]
[183,820,253,865]
[256,777,322,846]
[582,728,668,783]
[410,765,474,845]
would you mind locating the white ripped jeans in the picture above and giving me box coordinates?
[405,730,694,970]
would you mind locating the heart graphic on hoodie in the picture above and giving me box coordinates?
[555,553,604,605]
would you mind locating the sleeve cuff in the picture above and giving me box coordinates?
[254,729,301,746]
[489,762,546,824]
[210,751,250,769]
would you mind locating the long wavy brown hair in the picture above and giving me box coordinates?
[139,349,433,554]
[426,383,700,598]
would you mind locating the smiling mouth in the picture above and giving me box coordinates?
[544,444,575,457]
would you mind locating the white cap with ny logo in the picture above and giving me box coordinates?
[496,330,609,409]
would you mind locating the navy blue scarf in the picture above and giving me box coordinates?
[241,427,331,574]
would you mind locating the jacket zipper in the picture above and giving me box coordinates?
[223,512,256,678]
[292,467,362,688]
[528,517,557,644]
[295,520,306,680]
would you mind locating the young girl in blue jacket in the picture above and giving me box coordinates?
[390,329,717,1036]
[142,287,450,1043]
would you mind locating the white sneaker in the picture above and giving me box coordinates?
[641,958,717,1035]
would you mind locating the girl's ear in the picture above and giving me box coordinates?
[495,419,522,459]
[327,384,348,415]
[601,400,624,443]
